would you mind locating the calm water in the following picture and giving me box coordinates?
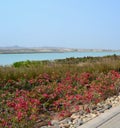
[0,52,120,66]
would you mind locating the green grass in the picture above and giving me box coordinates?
[0,55,120,81]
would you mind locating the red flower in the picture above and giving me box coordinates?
[48,121,51,126]
[43,93,49,98]
[86,108,90,113]
[17,111,23,121]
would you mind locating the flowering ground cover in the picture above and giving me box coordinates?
[0,55,120,127]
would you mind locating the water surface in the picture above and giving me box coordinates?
[0,52,120,66]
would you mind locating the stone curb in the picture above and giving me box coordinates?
[78,104,120,128]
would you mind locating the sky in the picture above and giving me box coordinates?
[0,0,120,49]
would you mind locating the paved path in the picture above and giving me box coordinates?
[98,113,120,128]
[79,104,120,128]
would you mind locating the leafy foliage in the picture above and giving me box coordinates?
[0,55,120,127]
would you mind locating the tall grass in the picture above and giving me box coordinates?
[0,55,120,81]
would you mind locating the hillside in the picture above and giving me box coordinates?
[0,46,119,54]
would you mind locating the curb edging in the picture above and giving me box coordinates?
[78,104,120,128]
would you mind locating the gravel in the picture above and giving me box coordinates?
[40,94,120,128]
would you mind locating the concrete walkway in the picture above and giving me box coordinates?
[78,104,120,128]
[98,113,120,128]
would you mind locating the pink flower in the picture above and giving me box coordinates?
[15,103,21,110]
[110,84,114,90]
[43,93,49,98]
[17,111,23,121]
[48,121,51,126]
[7,102,15,107]
[30,98,40,105]
[29,114,37,120]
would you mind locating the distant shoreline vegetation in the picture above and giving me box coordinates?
[0,47,120,54]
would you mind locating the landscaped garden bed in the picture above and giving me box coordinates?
[0,55,120,128]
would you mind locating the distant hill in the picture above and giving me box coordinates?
[0,46,119,54]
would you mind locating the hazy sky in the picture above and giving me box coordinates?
[0,0,120,49]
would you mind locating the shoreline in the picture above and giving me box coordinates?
[0,47,120,54]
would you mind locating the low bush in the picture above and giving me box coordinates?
[0,55,120,127]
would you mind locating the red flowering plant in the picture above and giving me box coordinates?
[0,89,40,127]
[0,69,120,127]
